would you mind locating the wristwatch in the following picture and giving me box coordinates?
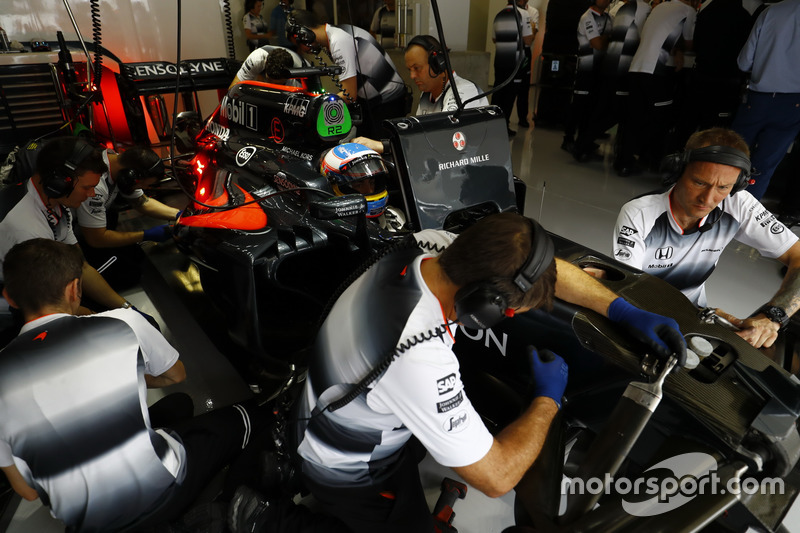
[122,301,133,310]
[756,304,789,328]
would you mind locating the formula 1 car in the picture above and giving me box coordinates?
[172,68,520,366]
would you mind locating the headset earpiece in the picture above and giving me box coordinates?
[42,140,94,198]
[660,145,752,195]
[454,218,555,330]
[407,35,447,77]
[116,152,165,195]
[286,16,318,50]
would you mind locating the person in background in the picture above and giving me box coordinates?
[287,9,407,139]
[270,0,296,50]
[77,146,181,291]
[351,35,488,154]
[230,45,306,87]
[370,0,398,48]
[731,0,800,200]
[492,0,535,136]
[243,0,275,52]
[564,0,612,161]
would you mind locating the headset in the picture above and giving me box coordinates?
[41,139,94,198]
[115,151,166,195]
[454,217,555,330]
[285,14,318,52]
[660,145,752,195]
[406,35,447,77]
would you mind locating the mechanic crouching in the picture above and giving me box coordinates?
[228,213,687,532]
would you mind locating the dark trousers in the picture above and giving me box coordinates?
[306,442,434,533]
[731,90,800,200]
[131,401,272,530]
[358,90,410,139]
[492,48,533,126]
[615,71,677,170]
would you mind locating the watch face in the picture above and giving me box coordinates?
[764,305,788,326]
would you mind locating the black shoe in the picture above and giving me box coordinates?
[507,128,517,137]
[518,119,530,128]
[228,486,276,533]
[561,137,575,154]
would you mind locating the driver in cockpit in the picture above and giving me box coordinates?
[321,142,406,232]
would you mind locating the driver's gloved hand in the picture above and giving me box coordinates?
[607,297,687,367]
[142,224,173,243]
[528,346,568,409]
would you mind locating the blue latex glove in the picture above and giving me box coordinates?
[142,224,172,243]
[607,297,687,367]
[528,346,568,408]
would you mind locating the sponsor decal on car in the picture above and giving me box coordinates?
[452,132,466,151]
[235,146,258,167]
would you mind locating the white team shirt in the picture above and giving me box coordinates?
[629,0,696,74]
[234,45,305,84]
[76,150,143,230]
[613,188,797,306]
[416,72,489,115]
[0,179,77,281]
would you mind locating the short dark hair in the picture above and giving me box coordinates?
[685,128,750,156]
[118,147,165,179]
[290,9,320,29]
[265,48,294,80]
[36,137,107,183]
[439,213,557,310]
[3,239,84,314]
[244,0,260,12]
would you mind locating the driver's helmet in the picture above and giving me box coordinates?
[321,143,389,218]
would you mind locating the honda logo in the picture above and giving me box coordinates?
[655,247,674,260]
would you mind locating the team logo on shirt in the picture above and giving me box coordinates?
[452,132,466,151]
[619,226,638,237]
[235,146,258,167]
[655,246,674,260]
[771,222,785,235]
[437,373,457,395]
[443,410,468,433]
[617,237,635,248]
[437,392,463,413]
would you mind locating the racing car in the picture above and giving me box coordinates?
[172,67,519,365]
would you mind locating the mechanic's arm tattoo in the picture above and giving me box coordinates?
[770,266,800,317]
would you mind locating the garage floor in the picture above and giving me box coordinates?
[6,122,800,532]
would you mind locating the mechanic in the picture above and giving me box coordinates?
[0,238,273,532]
[286,9,408,138]
[230,44,306,87]
[613,127,800,349]
[228,213,686,533]
[0,136,138,317]
[351,34,488,155]
[77,146,181,291]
